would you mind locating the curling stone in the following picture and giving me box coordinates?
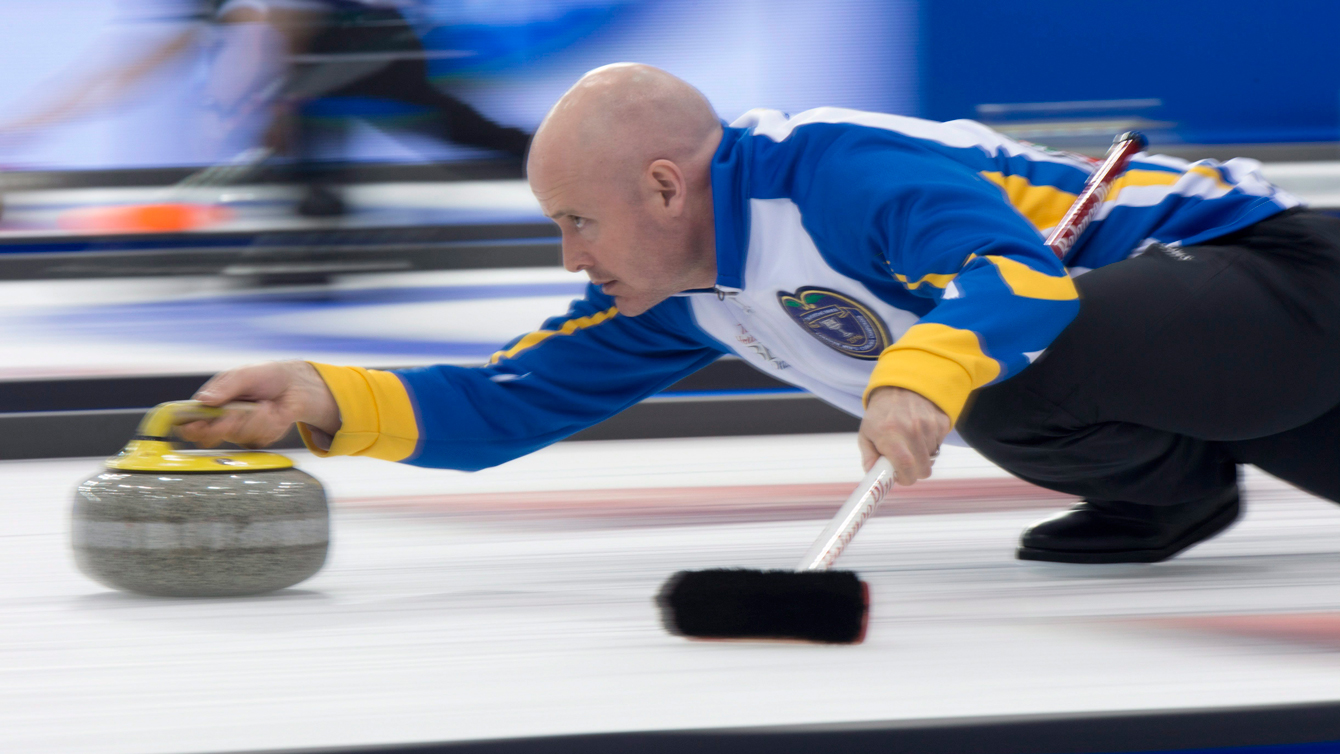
[72,401,329,597]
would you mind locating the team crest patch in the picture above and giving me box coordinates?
[776,287,891,360]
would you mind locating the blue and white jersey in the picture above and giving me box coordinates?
[299,108,1299,471]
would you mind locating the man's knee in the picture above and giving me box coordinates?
[956,383,1054,466]
[955,390,1005,451]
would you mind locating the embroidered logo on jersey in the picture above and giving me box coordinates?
[777,287,891,360]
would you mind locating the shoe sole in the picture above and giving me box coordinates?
[1016,499,1241,564]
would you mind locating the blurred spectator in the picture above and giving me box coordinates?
[0,0,533,216]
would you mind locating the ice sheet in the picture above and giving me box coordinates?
[1,436,1339,753]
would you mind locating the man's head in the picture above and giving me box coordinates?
[527,64,722,315]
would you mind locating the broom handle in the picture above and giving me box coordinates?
[796,457,896,571]
[796,131,1148,572]
[1044,131,1147,260]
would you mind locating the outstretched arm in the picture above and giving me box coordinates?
[181,286,726,470]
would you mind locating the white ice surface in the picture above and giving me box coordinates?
[2,436,1340,753]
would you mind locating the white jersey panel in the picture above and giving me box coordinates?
[735,107,1095,171]
[688,198,922,418]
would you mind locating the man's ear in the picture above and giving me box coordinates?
[646,159,687,215]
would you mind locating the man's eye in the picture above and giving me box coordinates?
[571,216,586,229]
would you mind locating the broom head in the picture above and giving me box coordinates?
[657,568,869,644]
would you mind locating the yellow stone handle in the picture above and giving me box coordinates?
[110,401,291,472]
[135,400,254,440]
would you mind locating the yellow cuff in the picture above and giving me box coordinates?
[865,349,976,424]
[863,323,1003,425]
[301,362,419,462]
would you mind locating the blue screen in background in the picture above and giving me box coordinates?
[920,0,1340,145]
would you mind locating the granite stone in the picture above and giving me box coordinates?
[72,467,329,597]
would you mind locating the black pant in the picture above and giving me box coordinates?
[958,209,1340,507]
[289,6,531,180]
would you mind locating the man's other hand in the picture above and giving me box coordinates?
[177,361,340,449]
[858,386,952,485]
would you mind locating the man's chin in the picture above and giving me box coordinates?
[610,293,660,316]
[613,297,649,316]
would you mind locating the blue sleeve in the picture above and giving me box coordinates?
[392,285,726,470]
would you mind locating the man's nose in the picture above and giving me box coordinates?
[562,240,592,274]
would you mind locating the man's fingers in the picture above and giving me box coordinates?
[194,362,290,406]
[871,432,940,486]
[907,431,935,480]
[858,432,880,472]
[175,419,221,448]
[193,371,240,407]
[173,403,291,449]
[872,441,914,486]
[240,404,295,448]
[904,416,946,479]
[174,411,247,448]
[861,428,922,485]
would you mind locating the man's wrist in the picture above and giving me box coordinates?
[299,423,334,452]
[294,361,342,436]
[867,385,908,403]
[868,385,949,416]
[300,362,419,462]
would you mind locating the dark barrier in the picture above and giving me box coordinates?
[0,226,561,282]
[230,700,1340,754]
[0,358,858,460]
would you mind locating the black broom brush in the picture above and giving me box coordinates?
[657,457,895,644]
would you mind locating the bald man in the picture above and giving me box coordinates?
[183,64,1340,565]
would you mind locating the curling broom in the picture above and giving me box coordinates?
[656,131,1150,644]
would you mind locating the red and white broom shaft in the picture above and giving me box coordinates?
[796,457,897,570]
[1045,131,1148,260]
[798,131,1149,572]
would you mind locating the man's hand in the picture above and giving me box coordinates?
[177,361,340,449]
[858,386,952,485]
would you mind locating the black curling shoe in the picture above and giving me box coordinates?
[1017,487,1241,564]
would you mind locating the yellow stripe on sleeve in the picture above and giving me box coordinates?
[864,323,1002,424]
[299,362,419,462]
[985,256,1079,301]
[1186,165,1233,190]
[983,167,1231,231]
[980,171,1077,231]
[894,270,957,290]
[892,254,978,290]
[489,306,619,364]
[1103,167,1230,205]
[1102,168,1181,204]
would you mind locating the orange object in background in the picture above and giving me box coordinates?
[58,203,232,233]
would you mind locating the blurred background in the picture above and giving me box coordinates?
[0,0,915,172]
[1,0,1337,173]
[0,0,1333,403]
[3,3,1340,754]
